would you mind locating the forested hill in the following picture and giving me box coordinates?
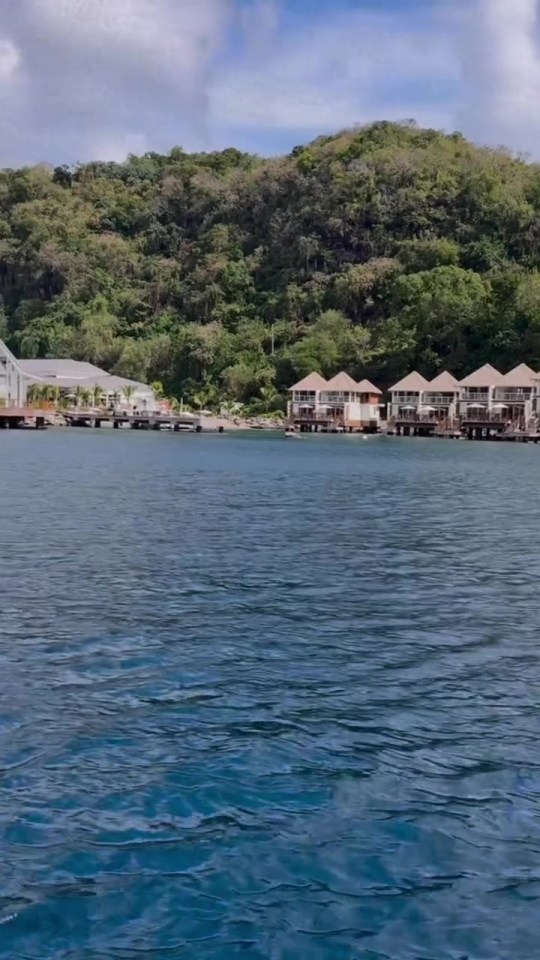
[2,121,540,407]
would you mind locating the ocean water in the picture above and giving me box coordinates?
[1,430,540,960]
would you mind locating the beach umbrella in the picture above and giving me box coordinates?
[421,405,436,413]
[400,405,416,411]
[467,402,486,409]
[491,403,508,411]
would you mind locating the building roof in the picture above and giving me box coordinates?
[288,372,327,391]
[19,358,152,394]
[498,363,538,387]
[459,363,503,387]
[389,371,429,392]
[356,378,382,395]
[26,373,153,394]
[425,371,460,391]
[324,371,361,391]
[19,359,105,379]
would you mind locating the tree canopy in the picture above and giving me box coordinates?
[2,121,540,406]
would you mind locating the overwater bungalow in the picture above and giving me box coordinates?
[458,364,504,420]
[494,363,537,427]
[388,372,430,421]
[422,371,461,423]
[287,372,328,419]
[288,371,382,432]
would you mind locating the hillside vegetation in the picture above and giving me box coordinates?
[2,121,540,407]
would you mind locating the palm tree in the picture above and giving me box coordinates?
[122,385,136,409]
[192,392,205,412]
[27,384,44,405]
[259,385,280,413]
[220,399,241,418]
[79,388,92,409]
[74,385,85,409]
[92,384,105,408]
[150,380,165,401]
[27,384,56,407]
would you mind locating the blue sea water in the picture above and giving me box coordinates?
[1,430,540,959]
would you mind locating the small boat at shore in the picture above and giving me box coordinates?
[284,428,301,438]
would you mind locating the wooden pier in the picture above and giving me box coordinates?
[0,406,47,429]
[289,414,378,434]
[0,407,202,433]
[385,415,540,442]
[63,411,201,432]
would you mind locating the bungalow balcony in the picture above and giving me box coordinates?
[319,392,363,405]
[422,393,459,407]
[390,392,423,405]
[289,406,344,425]
[493,390,532,403]
[393,410,437,422]
[460,410,508,425]
[460,389,491,403]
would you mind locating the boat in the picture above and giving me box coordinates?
[284,428,300,438]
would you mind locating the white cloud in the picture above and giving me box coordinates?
[1,0,540,164]
[29,0,231,83]
[0,0,235,164]
[210,6,457,136]
[88,132,150,163]
[457,0,540,154]
[0,38,21,80]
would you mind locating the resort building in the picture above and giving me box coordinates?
[356,379,384,425]
[287,372,327,419]
[288,371,382,431]
[458,364,503,419]
[387,371,430,420]
[285,360,540,439]
[0,342,158,411]
[0,338,27,407]
[422,371,461,422]
[493,363,537,426]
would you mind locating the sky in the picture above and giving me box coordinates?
[0,0,540,166]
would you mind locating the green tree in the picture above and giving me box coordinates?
[1,120,540,398]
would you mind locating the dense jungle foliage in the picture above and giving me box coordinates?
[2,121,540,407]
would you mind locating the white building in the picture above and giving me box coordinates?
[494,363,536,425]
[458,364,503,418]
[0,347,158,412]
[422,371,461,422]
[321,371,381,429]
[356,379,383,427]
[287,372,327,418]
[388,371,430,420]
[0,338,28,407]
[288,371,382,431]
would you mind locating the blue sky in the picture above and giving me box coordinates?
[0,0,538,165]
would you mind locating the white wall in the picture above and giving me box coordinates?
[345,402,380,423]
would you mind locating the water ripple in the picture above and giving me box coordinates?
[1,433,540,958]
